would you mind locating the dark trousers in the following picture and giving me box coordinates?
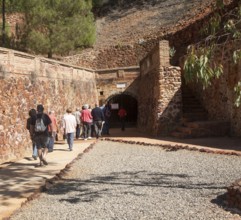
[83,122,91,138]
[102,120,110,135]
[120,117,126,131]
[76,124,80,138]
[93,120,103,138]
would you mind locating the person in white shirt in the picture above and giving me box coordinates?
[62,108,76,151]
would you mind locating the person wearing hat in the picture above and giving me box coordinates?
[30,104,53,167]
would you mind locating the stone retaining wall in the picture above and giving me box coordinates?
[227,179,241,210]
[186,40,241,136]
[0,48,97,163]
[138,41,182,136]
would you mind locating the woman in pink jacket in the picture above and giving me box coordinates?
[81,104,93,140]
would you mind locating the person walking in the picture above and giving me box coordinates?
[30,104,53,167]
[102,103,111,135]
[62,108,76,151]
[26,108,38,160]
[47,110,58,152]
[73,107,81,139]
[91,104,105,139]
[118,106,127,131]
[88,105,94,138]
[81,104,93,140]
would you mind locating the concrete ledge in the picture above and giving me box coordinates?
[0,140,96,220]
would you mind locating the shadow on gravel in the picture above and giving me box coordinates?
[46,170,226,204]
[0,162,54,203]
[211,193,241,216]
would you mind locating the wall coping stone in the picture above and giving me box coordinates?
[96,66,140,73]
[0,47,94,72]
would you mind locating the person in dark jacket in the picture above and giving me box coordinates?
[26,108,38,160]
[91,104,105,139]
[30,104,53,167]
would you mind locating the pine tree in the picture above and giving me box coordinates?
[22,0,96,58]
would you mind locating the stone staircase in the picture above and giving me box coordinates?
[171,86,230,138]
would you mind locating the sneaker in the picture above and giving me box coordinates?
[35,162,43,167]
[84,138,87,141]
[42,158,48,165]
[32,155,37,160]
[87,137,92,139]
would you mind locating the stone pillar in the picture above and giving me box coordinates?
[138,40,182,136]
[159,40,170,67]
[157,66,182,135]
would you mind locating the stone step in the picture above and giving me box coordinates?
[184,120,230,129]
[176,126,192,134]
[183,108,207,113]
[183,112,208,121]
[170,131,187,138]
[183,104,203,108]
[172,121,230,138]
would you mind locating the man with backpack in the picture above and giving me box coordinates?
[30,104,53,167]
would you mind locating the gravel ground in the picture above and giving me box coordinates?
[10,141,241,220]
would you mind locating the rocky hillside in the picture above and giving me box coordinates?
[94,0,214,48]
[62,0,218,68]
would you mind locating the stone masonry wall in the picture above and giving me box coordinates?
[186,40,241,136]
[96,66,140,105]
[227,178,241,210]
[62,42,157,70]
[0,48,97,163]
[138,41,182,136]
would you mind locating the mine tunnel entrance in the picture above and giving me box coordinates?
[107,94,138,128]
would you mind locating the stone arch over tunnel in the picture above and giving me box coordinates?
[106,93,138,128]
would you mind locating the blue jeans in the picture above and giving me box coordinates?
[32,141,38,157]
[48,131,56,151]
[67,132,74,150]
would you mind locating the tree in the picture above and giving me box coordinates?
[92,0,109,7]
[22,0,96,58]
[183,1,241,105]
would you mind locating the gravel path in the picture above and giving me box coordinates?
[10,141,241,220]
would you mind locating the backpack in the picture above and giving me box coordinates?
[35,114,47,133]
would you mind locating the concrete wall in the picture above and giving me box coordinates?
[0,48,97,163]
[138,41,182,136]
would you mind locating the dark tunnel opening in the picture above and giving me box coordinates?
[107,94,138,128]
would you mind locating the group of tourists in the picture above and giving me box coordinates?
[26,103,127,167]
